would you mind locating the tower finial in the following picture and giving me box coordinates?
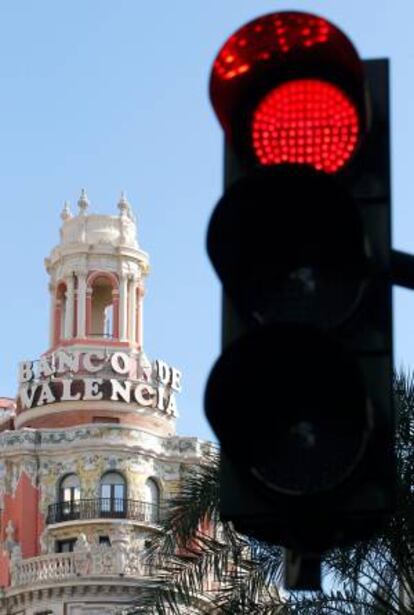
[118,191,129,215]
[118,191,135,222]
[60,201,72,221]
[77,189,89,216]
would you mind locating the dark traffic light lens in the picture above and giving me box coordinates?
[205,323,371,496]
[251,414,368,496]
[252,79,359,172]
[207,166,368,329]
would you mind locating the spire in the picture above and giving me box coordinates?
[118,191,135,222]
[77,189,89,216]
[117,191,129,216]
[60,201,72,221]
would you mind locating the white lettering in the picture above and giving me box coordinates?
[83,378,103,401]
[38,357,54,378]
[171,368,182,392]
[156,385,166,411]
[37,383,56,406]
[110,379,131,403]
[56,351,80,374]
[17,352,182,414]
[84,351,105,373]
[18,361,34,383]
[155,360,171,385]
[110,352,130,375]
[19,384,38,409]
[134,384,156,407]
[61,379,82,402]
[166,393,178,417]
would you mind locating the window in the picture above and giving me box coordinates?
[99,535,111,546]
[100,471,126,516]
[56,538,76,553]
[90,276,115,338]
[59,474,80,520]
[144,478,160,523]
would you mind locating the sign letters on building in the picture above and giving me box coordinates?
[17,351,181,416]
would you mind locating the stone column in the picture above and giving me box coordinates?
[136,284,145,349]
[128,276,138,344]
[112,288,120,339]
[48,283,55,347]
[76,272,87,338]
[85,287,93,337]
[64,275,75,339]
[119,275,128,342]
[53,298,62,345]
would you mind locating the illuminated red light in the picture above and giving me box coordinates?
[252,79,359,173]
[210,11,366,173]
[214,13,332,82]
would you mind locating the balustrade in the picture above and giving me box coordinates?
[10,544,146,587]
[11,551,75,586]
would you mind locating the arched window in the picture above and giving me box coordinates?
[88,274,117,338]
[59,474,80,520]
[100,471,126,516]
[144,478,160,523]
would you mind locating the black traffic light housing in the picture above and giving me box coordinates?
[205,10,394,555]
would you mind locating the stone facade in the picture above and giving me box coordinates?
[0,193,207,614]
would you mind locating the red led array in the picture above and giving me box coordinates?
[252,79,359,173]
[214,13,331,81]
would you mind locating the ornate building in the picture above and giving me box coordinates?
[0,192,206,614]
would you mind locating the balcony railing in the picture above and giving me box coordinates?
[10,544,148,587]
[47,498,160,525]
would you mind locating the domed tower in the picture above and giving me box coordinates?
[0,193,207,615]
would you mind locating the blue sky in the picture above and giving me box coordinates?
[0,1,413,442]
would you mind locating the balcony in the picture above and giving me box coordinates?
[10,543,149,588]
[47,498,160,525]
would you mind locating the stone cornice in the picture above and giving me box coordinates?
[0,425,210,464]
[2,577,155,602]
[48,243,149,268]
[14,399,177,430]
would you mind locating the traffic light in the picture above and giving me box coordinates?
[205,11,394,553]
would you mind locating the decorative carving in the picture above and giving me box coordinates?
[73,533,91,576]
[4,520,16,554]
[39,528,50,554]
[110,527,130,575]
[10,544,21,561]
